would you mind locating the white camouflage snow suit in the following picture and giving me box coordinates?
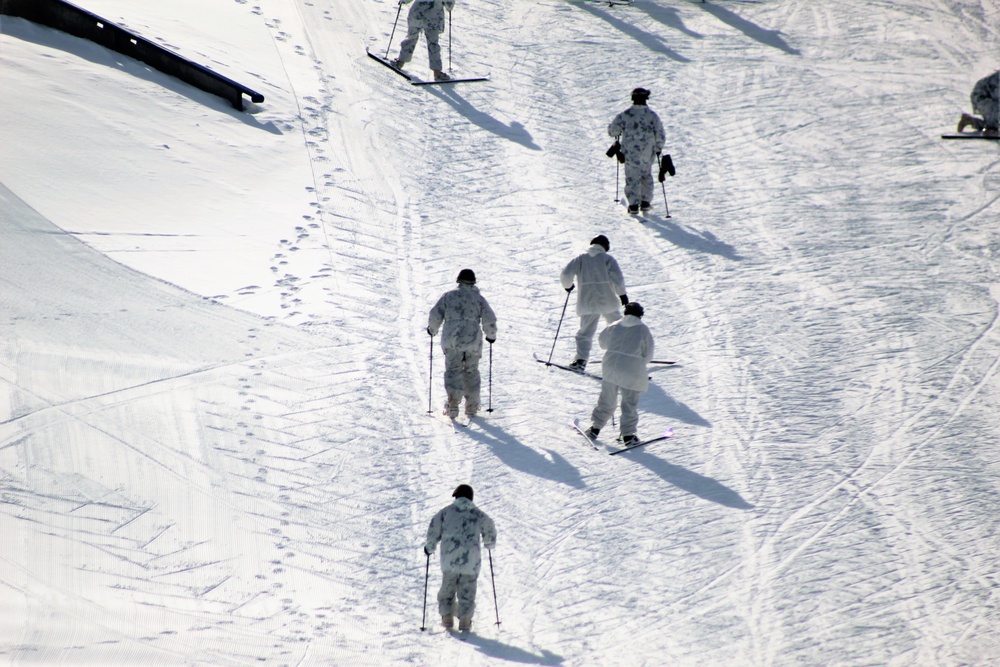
[608,104,666,208]
[425,497,497,621]
[591,314,654,438]
[428,282,497,416]
[396,0,455,73]
[560,244,627,362]
[971,70,999,131]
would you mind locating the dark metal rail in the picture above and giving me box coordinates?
[0,0,264,110]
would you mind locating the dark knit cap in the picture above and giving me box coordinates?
[456,268,476,284]
[452,484,474,501]
[631,87,651,103]
[590,235,610,251]
[624,302,644,318]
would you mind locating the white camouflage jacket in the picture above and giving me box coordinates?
[598,315,654,392]
[425,497,497,575]
[402,0,455,34]
[608,104,665,166]
[560,245,626,316]
[428,283,498,354]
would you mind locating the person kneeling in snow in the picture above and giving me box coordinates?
[391,0,455,82]
[957,70,999,135]
[583,301,654,446]
[424,484,497,632]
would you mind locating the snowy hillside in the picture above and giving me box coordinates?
[2,0,999,665]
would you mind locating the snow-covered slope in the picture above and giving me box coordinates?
[2,0,999,664]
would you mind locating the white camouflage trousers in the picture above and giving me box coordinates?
[591,380,641,437]
[575,311,621,361]
[443,349,481,416]
[438,572,478,619]
[624,160,655,208]
[397,3,444,71]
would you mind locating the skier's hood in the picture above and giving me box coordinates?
[587,244,607,257]
[453,497,476,511]
[620,315,642,327]
[457,282,481,294]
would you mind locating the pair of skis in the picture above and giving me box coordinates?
[367,50,488,86]
[534,352,672,381]
[572,419,673,455]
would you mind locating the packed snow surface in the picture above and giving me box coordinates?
[2,0,999,665]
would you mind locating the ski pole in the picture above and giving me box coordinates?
[615,157,620,203]
[420,550,431,631]
[488,550,501,627]
[658,155,670,216]
[448,9,453,73]
[487,342,494,413]
[384,2,403,59]
[427,333,434,414]
[546,289,572,365]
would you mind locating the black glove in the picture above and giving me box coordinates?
[620,294,629,306]
[426,327,434,336]
[486,337,496,344]
[658,154,675,182]
[565,284,575,293]
[606,140,625,164]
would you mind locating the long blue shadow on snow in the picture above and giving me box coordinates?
[456,632,564,665]
[694,2,800,55]
[643,212,743,261]
[425,86,541,150]
[620,1,704,40]
[624,449,754,509]
[571,1,692,63]
[464,418,586,489]
[1,17,281,133]
[644,383,711,427]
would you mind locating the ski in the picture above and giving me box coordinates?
[941,133,1000,140]
[366,49,488,86]
[428,411,467,429]
[534,352,604,380]
[367,49,415,81]
[609,428,674,455]
[593,359,677,366]
[534,353,652,380]
[618,198,663,219]
[571,418,601,450]
[411,75,490,86]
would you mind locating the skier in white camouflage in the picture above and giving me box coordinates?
[428,269,497,418]
[583,301,654,446]
[424,484,497,632]
[560,235,628,372]
[957,70,999,136]
[608,87,666,213]
[391,0,455,82]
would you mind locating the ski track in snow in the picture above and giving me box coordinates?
[2,0,1000,664]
